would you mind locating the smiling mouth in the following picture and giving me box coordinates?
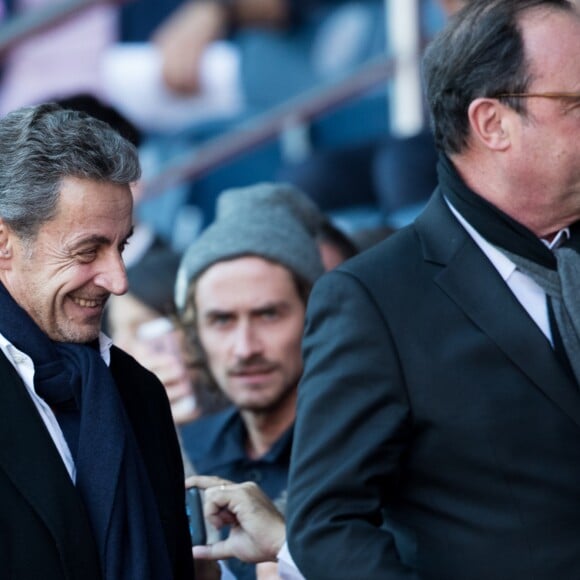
[70,296,107,309]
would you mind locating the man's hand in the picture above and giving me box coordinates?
[186,475,286,563]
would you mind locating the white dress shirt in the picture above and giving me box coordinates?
[447,201,568,347]
[277,541,304,580]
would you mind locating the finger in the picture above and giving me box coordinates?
[192,541,233,561]
[186,475,233,490]
[206,510,239,529]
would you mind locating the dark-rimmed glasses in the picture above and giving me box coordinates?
[495,92,580,102]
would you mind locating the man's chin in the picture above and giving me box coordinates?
[235,394,274,410]
[237,395,289,415]
[232,382,298,414]
[52,322,101,344]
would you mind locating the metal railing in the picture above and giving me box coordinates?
[0,0,425,202]
[139,53,403,200]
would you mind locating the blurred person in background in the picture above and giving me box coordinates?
[175,182,325,580]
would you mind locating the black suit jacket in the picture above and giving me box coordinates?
[286,191,580,580]
[0,345,194,580]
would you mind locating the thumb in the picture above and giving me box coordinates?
[192,541,231,561]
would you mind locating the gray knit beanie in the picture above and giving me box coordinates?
[216,182,327,235]
[174,183,324,311]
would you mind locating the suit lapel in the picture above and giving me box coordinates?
[415,192,580,429]
[0,352,99,567]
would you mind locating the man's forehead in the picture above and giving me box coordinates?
[195,257,298,310]
[198,255,294,283]
[520,7,580,82]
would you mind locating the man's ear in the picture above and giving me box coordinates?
[0,219,14,267]
[467,97,512,152]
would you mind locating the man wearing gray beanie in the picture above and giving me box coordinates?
[176,182,324,580]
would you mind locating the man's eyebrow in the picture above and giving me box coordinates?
[72,234,112,248]
[203,308,234,320]
[250,301,292,315]
[71,226,135,249]
[202,300,291,317]
[253,301,286,310]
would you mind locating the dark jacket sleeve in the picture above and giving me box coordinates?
[286,269,418,580]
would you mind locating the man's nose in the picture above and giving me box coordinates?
[232,322,263,359]
[93,251,129,296]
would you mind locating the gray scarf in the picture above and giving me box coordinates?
[503,244,580,385]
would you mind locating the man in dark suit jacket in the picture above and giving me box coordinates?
[0,104,194,579]
[286,1,580,579]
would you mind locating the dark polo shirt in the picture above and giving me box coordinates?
[180,406,293,580]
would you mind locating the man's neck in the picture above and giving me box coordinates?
[451,152,580,238]
[241,390,297,460]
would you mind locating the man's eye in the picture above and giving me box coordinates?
[77,249,98,262]
[210,314,233,327]
[260,309,280,321]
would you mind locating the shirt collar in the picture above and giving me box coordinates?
[543,227,570,250]
[99,332,113,366]
[199,408,294,470]
[446,198,517,282]
[446,198,571,280]
[0,330,113,367]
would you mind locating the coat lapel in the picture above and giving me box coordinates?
[415,192,580,430]
[0,352,100,570]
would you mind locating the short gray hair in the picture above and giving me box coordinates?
[0,103,141,241]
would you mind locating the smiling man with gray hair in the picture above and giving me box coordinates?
[0,103,193,580]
